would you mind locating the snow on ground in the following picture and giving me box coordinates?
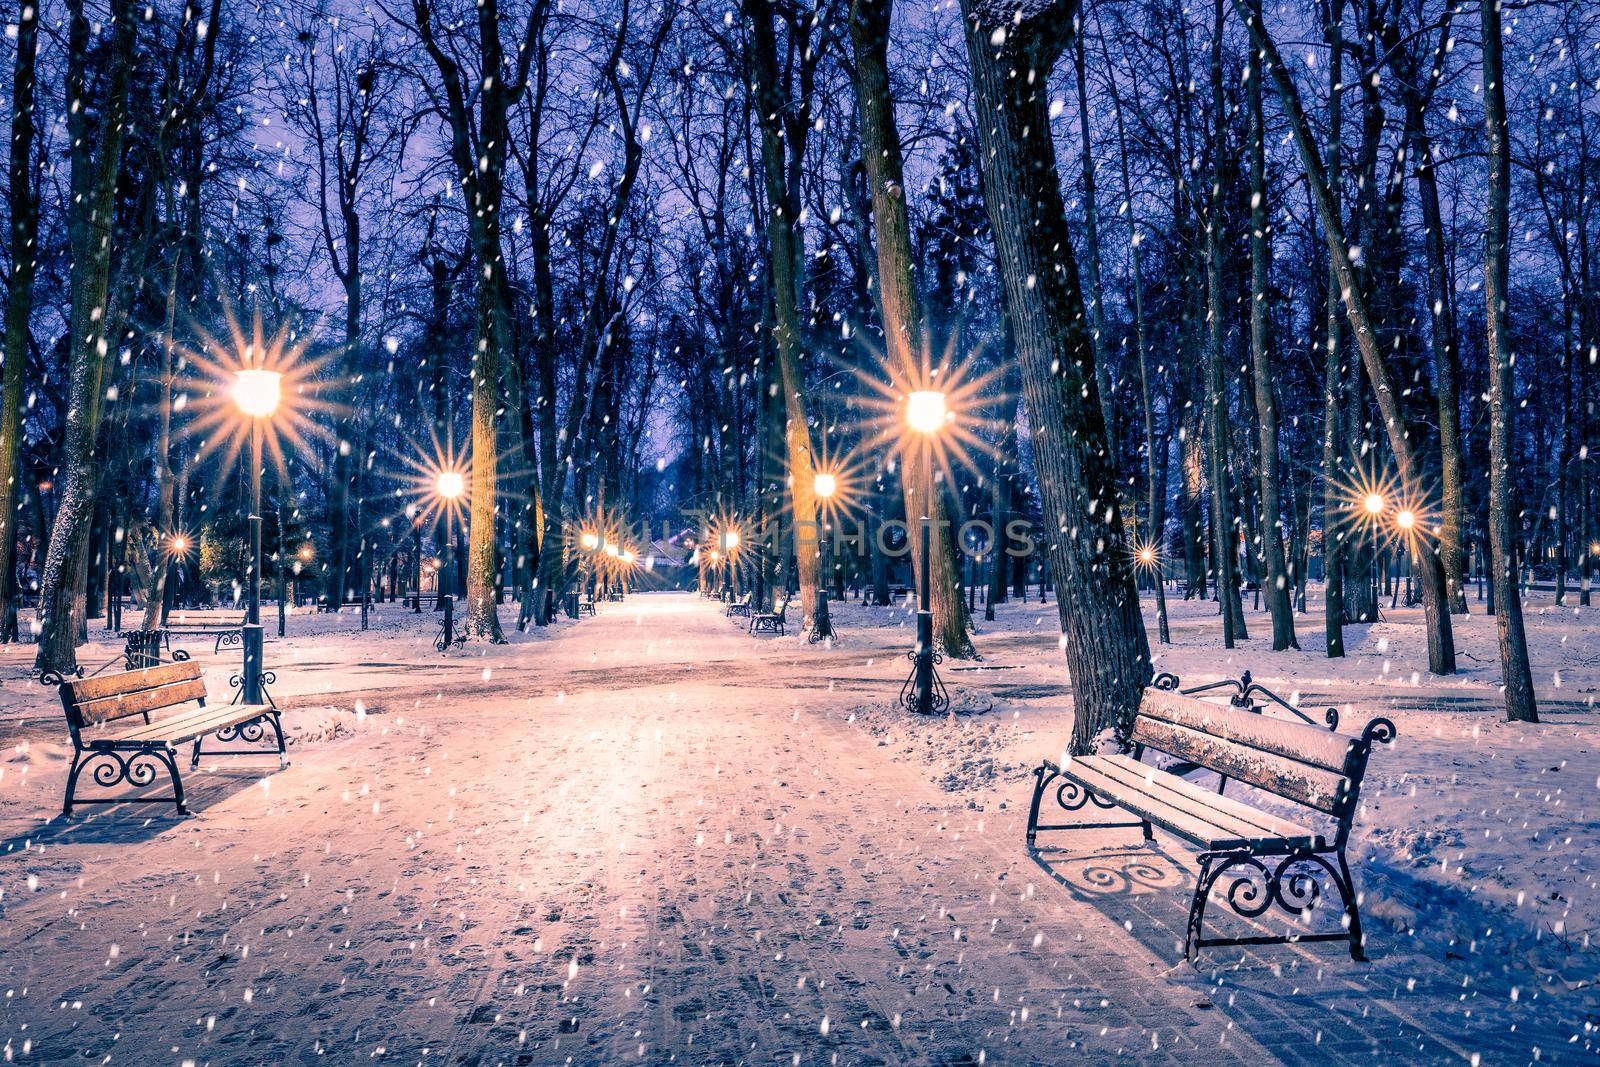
[0,587,1596,1062]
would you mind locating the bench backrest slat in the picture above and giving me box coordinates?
[61,661,206,727]
[1140,689,1354,771]
[1134,689,1359,816]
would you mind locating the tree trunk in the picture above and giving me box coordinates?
[1245,0,1295,649]
[1073,29,1117,471]
[1234,0,1456,674]
[1480,0,1538,723]
[746,0,829,638]
[848,0,971,655]
[0,0,40,643]
[959,0,1150,753]
[1320,0,1346,656]
[34,0,135,676]
[1206,0,1246,646]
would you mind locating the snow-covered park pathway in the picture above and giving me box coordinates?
[1,592,1593,1063]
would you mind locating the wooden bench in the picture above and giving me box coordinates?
[749,596,789,636]
[162,622,246,654]
[578,597,597,617]
[725,592,753,618]
[49,660,287,817]
[1026,680,1394,962]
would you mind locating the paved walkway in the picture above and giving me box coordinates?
[0,594,1579,1063]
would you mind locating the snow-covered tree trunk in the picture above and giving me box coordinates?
[958,0,1150,752]
[1205,0,1247,647]
[34,0,136,676]
[0,0,40,643]
[1480,0,1538,723]
[1244,0,1295,650]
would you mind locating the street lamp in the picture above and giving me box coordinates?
[434,468,465,650]
[435,470,467,652]
[904,390,948,715]
[814,472,840,606]
[719,527,740,601]
[233,367,281,706]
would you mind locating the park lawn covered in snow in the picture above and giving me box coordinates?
[0,587,1596,1057]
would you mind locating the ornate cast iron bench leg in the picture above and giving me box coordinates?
[1335,850,1366,961]
[1183,847,1366,963]
[1025,761,1151,851]
[1025,763,1058,848]
[63,744,189,817]
[1184,852,1222,962]
[192,712,291,772]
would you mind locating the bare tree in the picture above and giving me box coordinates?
[1480,0,1538,723]
[959,0,1150,751]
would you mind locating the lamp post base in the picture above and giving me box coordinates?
[436,594,456,653]
[241,623,264,705]
[900,610,949,715]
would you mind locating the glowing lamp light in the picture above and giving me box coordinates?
[604,542,620,557]
[299,544,314,561]
[621,549,636,565]
[170,535,189,554]
[1395,509,1416,532]
[232,368,283,418]
[1362,493,1386,517]
[814,472,838,499]
[723,529,741,551]
[580,531,600,551]
[435,470,466,501]
[1591,541,1600,557]
[906,390,949,434]
[1137,546,1156,565]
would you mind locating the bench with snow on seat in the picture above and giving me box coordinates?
[725,591,753,618]
[46,659,288,818]
[1026,677,1394,962]
[749,596,789,636]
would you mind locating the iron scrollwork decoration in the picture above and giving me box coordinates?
[86,749,171,791]
[898,646,951,715]
[434,623,466,653]
[1054,775,1121,813]
[216,719,267,744]
[228,669,279,708]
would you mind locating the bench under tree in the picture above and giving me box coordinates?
[1026,676,1394,962]
[47,660,288,818]
[748,596,789,636]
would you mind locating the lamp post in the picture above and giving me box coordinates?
[232,367,282,706]
[905,390,947,715]
[720,528,740,601]
[435,469,465,650]
[1362,491,1386,614]
[814,472,838,613]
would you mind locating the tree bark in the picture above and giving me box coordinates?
[1480,0,1538,723]
[746,0,829,638]
[1245,0,1295,649]
[1206,0,1246,646]
[959,0,1150,752]
[34,0,136,675]
[0,0,40,642]
[1320,0,1346,657]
